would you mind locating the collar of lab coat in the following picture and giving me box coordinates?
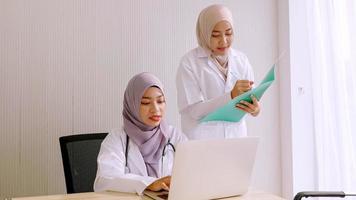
[121,131,169,178]
[121,132,150,176]
[196,46,240,87]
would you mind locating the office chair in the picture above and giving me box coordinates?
[59,132,108,193]
[294,191,356,200]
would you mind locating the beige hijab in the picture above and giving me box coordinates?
[196,4,234,52]
[196,4,234,79]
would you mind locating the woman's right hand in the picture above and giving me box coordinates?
[146,176,171,192]
[231,80,253,99]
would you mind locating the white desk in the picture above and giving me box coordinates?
[13,191,285,200]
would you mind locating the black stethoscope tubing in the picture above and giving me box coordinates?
[125,134,175,167]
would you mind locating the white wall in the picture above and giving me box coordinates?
[0,0,281,198]
[278,0,294,199]
[289,0,317,194]
[279,0,318,199]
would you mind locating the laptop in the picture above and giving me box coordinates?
[144,137,259,200]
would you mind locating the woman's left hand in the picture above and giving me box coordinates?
[235,95,260,117]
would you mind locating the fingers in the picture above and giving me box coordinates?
[237,80,252,90]
[251,95,258,105]
[235,102,253,113]
[231,80,253,98]
[164,176,171,187]
[160,176,171,191]
[237,80,251,87]
[161,182,170,191]
[147,176,171,192]
[235,95,260,116]
[236,80,253,93]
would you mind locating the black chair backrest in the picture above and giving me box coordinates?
[294,191,347,200]
[59,133,108,193]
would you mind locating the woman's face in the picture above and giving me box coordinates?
[139,86,166,127]
[210,20,233,55]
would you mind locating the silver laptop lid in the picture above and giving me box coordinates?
[168,137,259,200]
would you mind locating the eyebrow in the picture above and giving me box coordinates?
[142,95,164,99]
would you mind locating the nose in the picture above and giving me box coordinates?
[150,101,159,113]
[220,35,228,45]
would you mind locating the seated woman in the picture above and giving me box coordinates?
[94,72,187,194]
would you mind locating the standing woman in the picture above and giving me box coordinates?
[176,4,261,140]
[94,72,187,194]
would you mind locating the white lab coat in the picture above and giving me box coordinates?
[176,47,254,139]
[93,126,187,195]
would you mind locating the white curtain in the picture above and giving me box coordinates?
[306,0,356,196]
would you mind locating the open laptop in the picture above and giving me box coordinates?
[144,137,259,200]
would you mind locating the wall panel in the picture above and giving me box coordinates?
[0,0,281,198]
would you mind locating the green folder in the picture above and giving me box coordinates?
[200,65,275,123]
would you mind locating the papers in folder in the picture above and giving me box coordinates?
[200,65,275,123]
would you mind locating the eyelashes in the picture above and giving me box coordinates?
[140,100,166,105]
[211,33,233,38]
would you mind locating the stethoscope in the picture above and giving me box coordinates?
[124,134,175,167]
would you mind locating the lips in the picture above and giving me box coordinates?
[217,47,227,52]
[149,115,161,122]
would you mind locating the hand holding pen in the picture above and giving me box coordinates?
[230,80,261,117]
[230,80,254,99]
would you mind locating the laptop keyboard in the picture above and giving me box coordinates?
[157,193,169,200]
